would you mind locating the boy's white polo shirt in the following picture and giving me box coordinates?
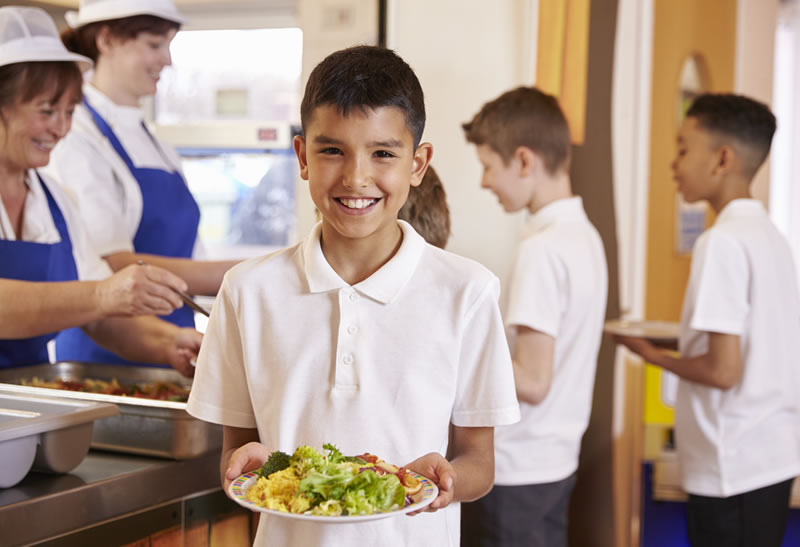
[677,199,800,497]
[493,196,608,485]
[187,220,520,547]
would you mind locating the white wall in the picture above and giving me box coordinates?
[295,0,379,244]
[771,0,800,291]
[298,0,534,281]
[735,0,779,205]
[611,0,653,321]
[383,0,534,281]
[291,0,534,282]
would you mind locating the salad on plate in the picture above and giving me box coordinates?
[230,443,436,519]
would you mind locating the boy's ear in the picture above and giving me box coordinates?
[713,144,736,177]
[293,135,309,181]
[410,142,433,187]
[515,146,539,177]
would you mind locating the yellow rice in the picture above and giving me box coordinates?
[246,467,310,513]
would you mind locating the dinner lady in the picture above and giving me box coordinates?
[0,5,200,375]
[46,0,237,366]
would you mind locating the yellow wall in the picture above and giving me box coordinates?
[536,0,591,144]
[646,0,736,321]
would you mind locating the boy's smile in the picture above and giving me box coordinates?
[295,105,432,252]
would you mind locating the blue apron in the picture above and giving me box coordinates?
[0,174,79,368]
[55,98,201,367]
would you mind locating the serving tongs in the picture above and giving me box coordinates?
[136,260,210,317]
[175,290,210,317]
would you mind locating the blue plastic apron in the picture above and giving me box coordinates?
[55,98,201,367]
[0,174,79,368]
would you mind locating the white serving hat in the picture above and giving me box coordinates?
[65,0,185,29]
[0,6,93,71]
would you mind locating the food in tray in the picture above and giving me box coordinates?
[246,443,424,516]
[20,376,190,402]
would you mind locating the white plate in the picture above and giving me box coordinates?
[604,319,680,342]
[228,469,438,522]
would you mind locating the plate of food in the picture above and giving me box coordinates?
[228,443,438,522]
[604,319,680,342]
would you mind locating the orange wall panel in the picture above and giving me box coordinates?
[646,0,736,320]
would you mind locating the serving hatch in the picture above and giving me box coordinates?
[0,362,221,460]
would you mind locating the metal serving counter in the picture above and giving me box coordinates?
[0,449,245,546]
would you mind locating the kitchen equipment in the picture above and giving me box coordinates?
[137,260,211,317]
[174,289,210,317]
[0,388,118,487]
[0,362,221,459]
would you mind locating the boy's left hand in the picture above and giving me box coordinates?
[404,452,456,515]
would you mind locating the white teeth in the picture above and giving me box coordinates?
[341,198,376,209]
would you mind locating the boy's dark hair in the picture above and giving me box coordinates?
[398,166,450,249]
[462,86,571,175]
[61,15,180,63]
[686,93,776,179]
[300,45,426,147]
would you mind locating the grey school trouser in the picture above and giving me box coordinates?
[460,472,578,547]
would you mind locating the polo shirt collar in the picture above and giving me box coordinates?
[522,196,586,236]
[716,198,765,223]
[302,220,426,304]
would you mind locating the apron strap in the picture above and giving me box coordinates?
[82,97,137,172]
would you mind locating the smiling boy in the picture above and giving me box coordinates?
[186,45,520,547]
[616,93,800,546]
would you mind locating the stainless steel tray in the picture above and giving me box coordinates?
[0,362,221,460]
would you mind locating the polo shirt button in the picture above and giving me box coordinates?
[343,353,354,365]
[349,293,358,302]
[347,325,357,335]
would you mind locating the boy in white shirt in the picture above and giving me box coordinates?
[615,93,800,547]
[459,87,608,547]
[186,45,520,547]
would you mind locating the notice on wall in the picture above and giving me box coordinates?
[675,195,706,255]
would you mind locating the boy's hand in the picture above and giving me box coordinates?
[223,441,270,495]
[404,452,456,515]
[613,334,657,360]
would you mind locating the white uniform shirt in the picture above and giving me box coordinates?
[187,220,520,547]
[494,197,608,485]
[43,84,200,257]
[676,199,800,497]
[0,169,110,281]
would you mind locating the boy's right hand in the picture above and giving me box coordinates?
[613,334,658,361]
[223,441,270,495]
[97,264,187,317]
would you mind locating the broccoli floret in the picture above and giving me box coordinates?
[257,450,291,478]
[290,445,325,476]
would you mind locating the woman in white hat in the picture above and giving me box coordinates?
[0,5,200,375]
[45,0,237,367]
